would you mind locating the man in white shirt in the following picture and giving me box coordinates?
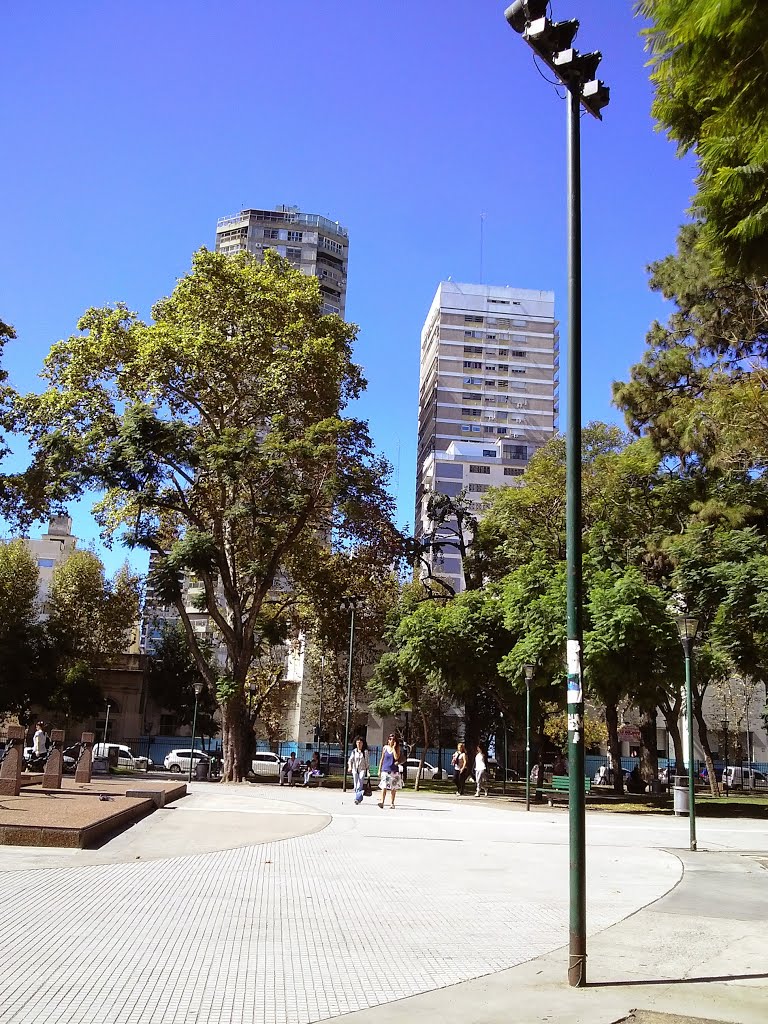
[280,752,300,787]
[32,722,49,757]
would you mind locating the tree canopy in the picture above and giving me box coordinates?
[639,0,768,276]
[613,223,768,470]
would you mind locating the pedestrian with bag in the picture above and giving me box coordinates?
[377,732,403,809]
[451,742,468,795]
[348,737,370,805]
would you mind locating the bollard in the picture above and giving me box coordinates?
[43,729,65,789]
[75,731,95,783]
[0,725,26,796]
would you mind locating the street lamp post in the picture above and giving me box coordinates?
[500,712,507,796]
[722,715,729,797]
[675,613,699,851]
[339,595,365,793]
[524,663,534,812]
[189,680,203,784]
[506,1,609,988]
[102,701,112,747]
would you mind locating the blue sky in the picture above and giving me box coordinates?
[1,1,695,573]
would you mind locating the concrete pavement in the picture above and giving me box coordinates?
[0,782,765,1024]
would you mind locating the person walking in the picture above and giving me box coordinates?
[451,742,468,795]
[348,737,369,805]
[32,722,49,758]
[377,732,403,809]
[474,744,488,797]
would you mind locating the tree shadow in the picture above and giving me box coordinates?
[589,972,768,988]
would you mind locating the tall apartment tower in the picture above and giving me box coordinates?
[215,204,349,316]
[415,281,558,593]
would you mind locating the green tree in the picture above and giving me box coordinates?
[148,622,217,737]
[613,224,768,470]
[0,540,53,723]
[46,550,140,719]
[639,1,768,276]
[16,249,397,781]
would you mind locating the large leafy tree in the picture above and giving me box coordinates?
[46,550,140,720]
[613,224,768,470]
[639,1,768,276]
[0,540,53,723]
[16,249,397,781]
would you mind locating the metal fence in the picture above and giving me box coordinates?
[119,734,768,788]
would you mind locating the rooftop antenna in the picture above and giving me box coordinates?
[480,211,486,283]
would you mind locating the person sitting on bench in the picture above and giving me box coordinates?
[302,752,322,786]
[280,751,300,786]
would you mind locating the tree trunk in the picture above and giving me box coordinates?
[638,705,658,786]
[415,711,430,793]
[222,691,252,782]
[463,694,480,770]
[661,705,685,774]
[693,701,720,797]
[605,703,624,796]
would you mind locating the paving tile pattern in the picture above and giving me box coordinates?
[0,789,680,1024]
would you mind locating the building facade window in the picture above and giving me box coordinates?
[469,482,490,492]
[464,361,482,369]
[504,467,524,476]
[287,230,303,242]
[469,464,491,474]
[464,314,483,324]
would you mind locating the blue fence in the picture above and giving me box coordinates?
[124,735,768,787]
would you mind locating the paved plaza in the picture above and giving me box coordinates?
[0,783,766,1024]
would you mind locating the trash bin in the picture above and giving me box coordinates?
[673,775,689,815]
[195,760,209,781]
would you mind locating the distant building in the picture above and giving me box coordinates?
[215,204,349,317]
[415,281,559,592]
[15,515,77,609]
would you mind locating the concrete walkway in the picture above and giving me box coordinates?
[0,782,765,1024]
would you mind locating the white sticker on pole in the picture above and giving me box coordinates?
[566,639,581,675]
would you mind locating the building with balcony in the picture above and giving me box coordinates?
[415,281,559,592]
[215,204,349,316]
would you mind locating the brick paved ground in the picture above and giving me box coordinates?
[0,785,683,1024]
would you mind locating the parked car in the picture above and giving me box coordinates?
[721,766,768,790]
[93,743,152,771]
[487,758,519,782]
[251,751,284,777]
[164,749,210,773]
[405,757,438,780]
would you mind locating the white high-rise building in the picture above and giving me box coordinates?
[415,281,559,592]
[215,204,349,317]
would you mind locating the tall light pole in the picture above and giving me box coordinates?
[675,613,699,851]
[189,680,203,784]
[506,1,609,988]
[102,701,112,747]
[339,595,365,793]
[524,663,534,812]
[499,711,508,795]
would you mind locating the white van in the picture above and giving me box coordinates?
[92,743,150,771]
[721,766,768,790]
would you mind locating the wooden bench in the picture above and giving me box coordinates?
[537,775,592,805]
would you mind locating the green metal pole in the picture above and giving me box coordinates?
[525,681,531,812]
[342,603,355,794]
[566,84,587,988]
[684,642,697,851]
[188,691,199,785]
[502,715,507,796]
